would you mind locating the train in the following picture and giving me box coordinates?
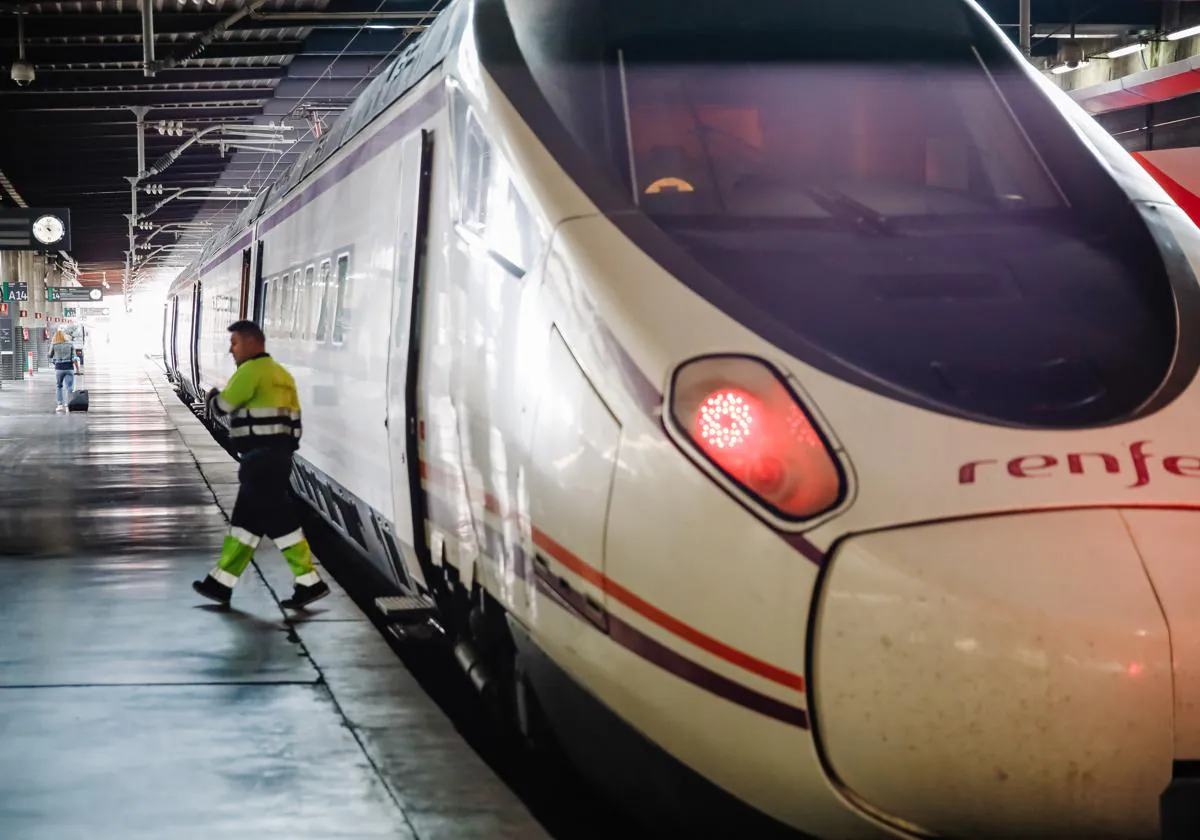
[164,0,1200,836]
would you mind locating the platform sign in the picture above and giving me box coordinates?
[47,287,102,303]
[3,282,28,302]
[0,318,14,354]
[63,307,76,318]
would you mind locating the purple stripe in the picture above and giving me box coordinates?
[200,230,253,277]
[529,571,808,730]
[780,532,827,566]
[606,607,809,729]
[423,484,809,730]
[259,84,445,237]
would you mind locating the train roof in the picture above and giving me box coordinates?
[172,0,468,288]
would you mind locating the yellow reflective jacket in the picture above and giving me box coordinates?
[212,353,302,452]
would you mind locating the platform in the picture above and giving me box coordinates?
[0,347,550,840]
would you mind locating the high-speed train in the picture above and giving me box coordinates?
[164,0,1200,836]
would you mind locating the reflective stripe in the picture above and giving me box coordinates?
[210,568,239,588]
[275,528,305,549]
[230,423,297,438]
[295,571,321,587]
[245,407,301,420]
[215,394,237,414]
[230,526,261,547]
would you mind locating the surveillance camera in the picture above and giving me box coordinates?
[10,60,34,87]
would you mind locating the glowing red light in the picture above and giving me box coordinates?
[696,390,755,450]
[1127,662,1143,677]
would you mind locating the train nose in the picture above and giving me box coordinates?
[810,509,1176,839]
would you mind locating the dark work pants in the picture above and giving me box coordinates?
[231,447,301,540]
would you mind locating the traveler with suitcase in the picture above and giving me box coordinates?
[48,329,79,413]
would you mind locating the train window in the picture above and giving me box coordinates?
[487,179,541,275]
[459,112,492,231]
[262,277,273,333]
[301,265,315,340]
[315,260,332,342]
[290,270,301,339]
[268,276,281,335]
[332,254,350,345]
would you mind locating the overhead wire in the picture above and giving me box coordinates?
[207,0,443,220]
[152,0,440,282]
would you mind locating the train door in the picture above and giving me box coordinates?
[385,128,436,592]
[252,241,266,323]
[238,246,252,320]
[190,280,203,397]
[169,295,180,378]
[161,303,170,368]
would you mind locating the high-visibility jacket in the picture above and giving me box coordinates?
[211,352,302,453]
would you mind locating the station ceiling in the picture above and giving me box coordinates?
[0,0,441,288]
[0,0,1179,288]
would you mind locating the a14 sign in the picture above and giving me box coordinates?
[2,283,28,302]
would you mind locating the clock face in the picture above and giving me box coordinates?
[32,214,64,246]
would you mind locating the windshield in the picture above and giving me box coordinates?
[493,0,1180,428]
[622,52,1066,226]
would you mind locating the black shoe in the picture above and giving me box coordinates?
[281,580,330,610]
[193,575,232,605]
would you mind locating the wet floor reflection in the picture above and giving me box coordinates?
[0,354,226,555]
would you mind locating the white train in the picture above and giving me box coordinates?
[164,0,1200,836]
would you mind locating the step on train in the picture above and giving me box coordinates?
[165,0,1200,836]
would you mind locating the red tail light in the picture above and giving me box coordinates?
[669,356,843,522]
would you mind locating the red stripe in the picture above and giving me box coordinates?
[1132,153,1200,227]
[423,460,806,694]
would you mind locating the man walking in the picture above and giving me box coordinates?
[192,320,330,609]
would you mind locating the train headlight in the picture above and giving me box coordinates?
[666,355,844,524]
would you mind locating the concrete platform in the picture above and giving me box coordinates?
[0,347,551,840]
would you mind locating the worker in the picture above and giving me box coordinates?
[192,319,330,610]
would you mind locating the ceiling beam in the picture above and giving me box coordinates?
[7,40,303,65]
[0,108,264,126]
[0,90,272,109]
[29,67,288,88]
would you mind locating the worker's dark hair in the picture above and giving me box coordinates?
[227,320,265,344]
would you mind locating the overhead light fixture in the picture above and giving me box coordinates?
[1051,60,1091,75]
[1046,32,1124,40]
[1168,24,1200,41]
[364,24,404,29]
[1102,43,1147,59]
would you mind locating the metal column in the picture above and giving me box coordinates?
[126,106,150,312]
[1020,0,1032,57]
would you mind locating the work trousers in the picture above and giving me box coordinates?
[208,446,319,589]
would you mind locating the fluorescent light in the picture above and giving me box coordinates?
[1045,33,1123,40]
[1051,60,1091,74]
[1168,24,1200,41]
[1102,43,1147,59]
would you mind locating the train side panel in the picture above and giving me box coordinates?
[251,73,446,589]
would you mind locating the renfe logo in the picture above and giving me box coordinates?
[959,441,1200,488]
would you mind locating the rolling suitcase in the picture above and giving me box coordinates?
[68,389,89,412]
